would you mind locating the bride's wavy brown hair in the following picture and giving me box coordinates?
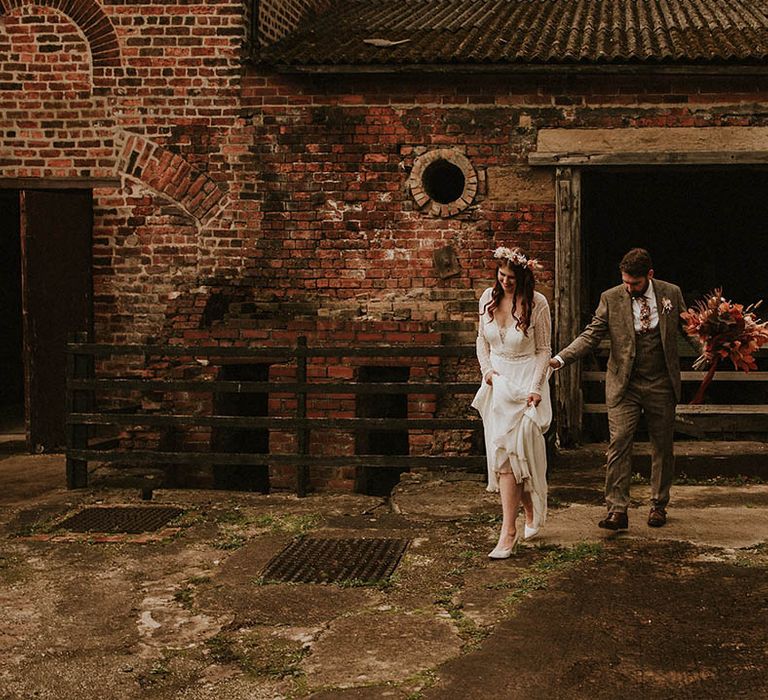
[481,248,536,335]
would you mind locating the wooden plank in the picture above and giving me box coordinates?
[65,332,93,488]
[674,414,768,433]
[69,379,479,394]
[67,343,476,358]
[68,343,294,358]
[583,371,768,382]
[66,449,487,468]
[530,151,768,166]
[678,405,768,414]
[296,336,309,497]
[554,166,582,444]
[537,126,768,152]
[304,346,474,357]
[587,339,766,357]
[67,413,482,430]
[532,127,768,167]
[584,403,768,414]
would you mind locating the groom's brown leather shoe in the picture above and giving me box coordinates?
[648,507,667,527]
[598,511,629,530]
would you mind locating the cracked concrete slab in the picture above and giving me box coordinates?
[300,611,462,688]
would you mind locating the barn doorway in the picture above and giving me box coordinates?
[0,191,24,439]
[580,168,768,438]
[0,188,93,452]
[582,168,768,313]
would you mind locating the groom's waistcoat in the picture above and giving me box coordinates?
[632,326,669,384]
[559,279,686,407]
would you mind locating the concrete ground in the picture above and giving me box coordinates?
[2,439,768,699]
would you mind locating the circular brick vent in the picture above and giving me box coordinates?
[408,149,478,217]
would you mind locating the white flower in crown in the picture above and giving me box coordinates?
[661,297,673,314]
[493,246,540,271]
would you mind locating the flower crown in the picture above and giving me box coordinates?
[493,246,539,271]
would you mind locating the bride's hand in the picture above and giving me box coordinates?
[527,392,542,407]
[484,370,498,385]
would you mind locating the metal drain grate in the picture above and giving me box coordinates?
[55,506,184,534]
[261,537,410,584]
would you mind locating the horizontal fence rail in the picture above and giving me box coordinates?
[68,379,480,394]
[582,356,768,416]
[65,335,486,494]
[581,346,768,439]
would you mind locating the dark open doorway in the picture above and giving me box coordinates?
[0,188,93,452]
[0,191,24,437]
[582,168,768,316]
[21,190,93,452]
[581,168,768,438]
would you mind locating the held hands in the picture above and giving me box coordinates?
[484,370,499,385]
[548,357,563,370]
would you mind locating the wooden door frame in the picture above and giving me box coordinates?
[553,167,582,446]
[533,127,768,445]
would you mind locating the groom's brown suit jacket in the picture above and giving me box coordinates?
[558,279,687,408]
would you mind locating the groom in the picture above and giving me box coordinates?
[550,248,687,530]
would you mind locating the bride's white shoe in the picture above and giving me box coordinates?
[488,531,520,559]
[524,523,540,540]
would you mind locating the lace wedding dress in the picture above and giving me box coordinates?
[471,287,552,531]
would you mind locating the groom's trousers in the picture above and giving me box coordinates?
[604,327,676,513]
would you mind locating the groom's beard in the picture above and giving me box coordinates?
[629,281,650,298]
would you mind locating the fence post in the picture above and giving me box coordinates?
[295,335,310,496]
[65,331,93,488]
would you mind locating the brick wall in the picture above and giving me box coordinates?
[0,0,243,346]
[4,2,768,487]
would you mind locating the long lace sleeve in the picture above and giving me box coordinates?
[476,288,492,380]
[529,295,552,394]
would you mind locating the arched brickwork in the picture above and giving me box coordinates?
[0,0,120,67]
[117,133,228,226]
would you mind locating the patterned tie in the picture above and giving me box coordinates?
[638,295,651,333]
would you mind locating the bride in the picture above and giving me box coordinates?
[472,246,552,559]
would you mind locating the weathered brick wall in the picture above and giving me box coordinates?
[1,5,114,177]
[0,0,243,347]
[233,69,768,347]
[5,1,768,487]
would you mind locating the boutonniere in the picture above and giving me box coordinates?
[661,297,673,314]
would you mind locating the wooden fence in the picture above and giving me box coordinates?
[65,335,485,494]
[65,335,768,494]
[583,340,768,438]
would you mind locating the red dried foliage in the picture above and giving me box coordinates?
[682,288,768,372]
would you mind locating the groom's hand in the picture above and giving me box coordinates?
[548,357,563,370]
[484,370,498,385]
[527,393,542,407]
